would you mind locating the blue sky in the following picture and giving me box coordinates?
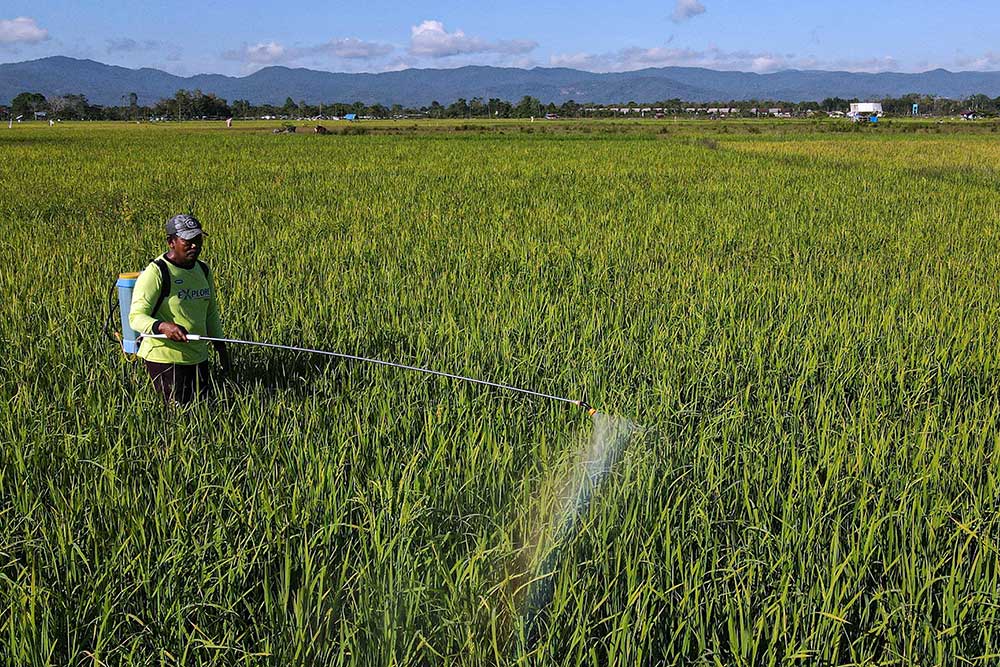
[1,1,998,76]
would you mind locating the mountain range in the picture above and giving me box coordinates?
[3,56,1000,107]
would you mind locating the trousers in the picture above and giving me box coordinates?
[143,360,211,404]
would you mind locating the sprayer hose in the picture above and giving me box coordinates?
[144,333,585,408]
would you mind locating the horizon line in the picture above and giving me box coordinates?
[4,55,999,79]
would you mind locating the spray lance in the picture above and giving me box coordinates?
[106,271,598,415]
[147,333,599,415]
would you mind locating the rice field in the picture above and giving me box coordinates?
[2,119,1000,665]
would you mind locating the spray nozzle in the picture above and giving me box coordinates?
[576,400,598,417]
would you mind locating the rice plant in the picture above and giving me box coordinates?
[1,120,999,665]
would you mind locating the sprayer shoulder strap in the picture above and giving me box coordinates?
[197,260,210,282]
[152,258,170,318]
[150,257,211,318]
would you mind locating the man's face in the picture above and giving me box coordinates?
[169,234,203,263]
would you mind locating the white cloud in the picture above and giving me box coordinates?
[508,56,538,69]
[242,42,288,65]
[494,39,538,56]
[382,56,418,72]
[621,46,706,68]
[826,55,900,72]
[551,46,758,72]
[671,0,706,23]
[106,38,162,54]
[750,55,785,73]
[409,20,480,57]
[0,17,48,44]
[548,52,598,69]
[312,38,393,60]
[223,37,394,66]
[409,20,535,58]
[549,46,905,74]
[954,52,1000,71]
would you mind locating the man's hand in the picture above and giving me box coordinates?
[159,322,189,342]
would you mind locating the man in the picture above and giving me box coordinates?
[129,214,230,403]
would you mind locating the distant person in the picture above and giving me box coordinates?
[226,117,233,128]
[129,214,230,403]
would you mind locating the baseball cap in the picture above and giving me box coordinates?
[166,214,206,240]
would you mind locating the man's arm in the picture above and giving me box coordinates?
[128,267,160,335]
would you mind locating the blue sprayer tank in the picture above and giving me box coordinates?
[116,272,141,354]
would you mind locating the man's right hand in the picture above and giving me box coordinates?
[158,322,189,342]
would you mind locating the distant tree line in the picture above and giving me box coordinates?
[4,89,1000,121]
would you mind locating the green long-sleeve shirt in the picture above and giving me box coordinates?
[129,254,224,364]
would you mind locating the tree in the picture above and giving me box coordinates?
[488,98,511,118]
[191,91,231,117]
[282,97,296,117]
[174,89,191,120]
[49,94,94,120]
[820,97,850,112]
[446,98,470,118]
[298,101,320,117]
[559,99,580,117]
[325,102,352,117]
[469,97,485,117]
[151,89,230,120]
[232,99,251,118]
[153,96,177,119]
[126,92,138,120]
[966,93,995,113]
[11,92,47,118]
[513,95,541,118]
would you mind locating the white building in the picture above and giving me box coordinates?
[848,102,883,120]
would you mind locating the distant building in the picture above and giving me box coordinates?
[848,102,883,121]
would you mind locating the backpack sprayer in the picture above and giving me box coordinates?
[105,270,599,415]
[110,272,143,353]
